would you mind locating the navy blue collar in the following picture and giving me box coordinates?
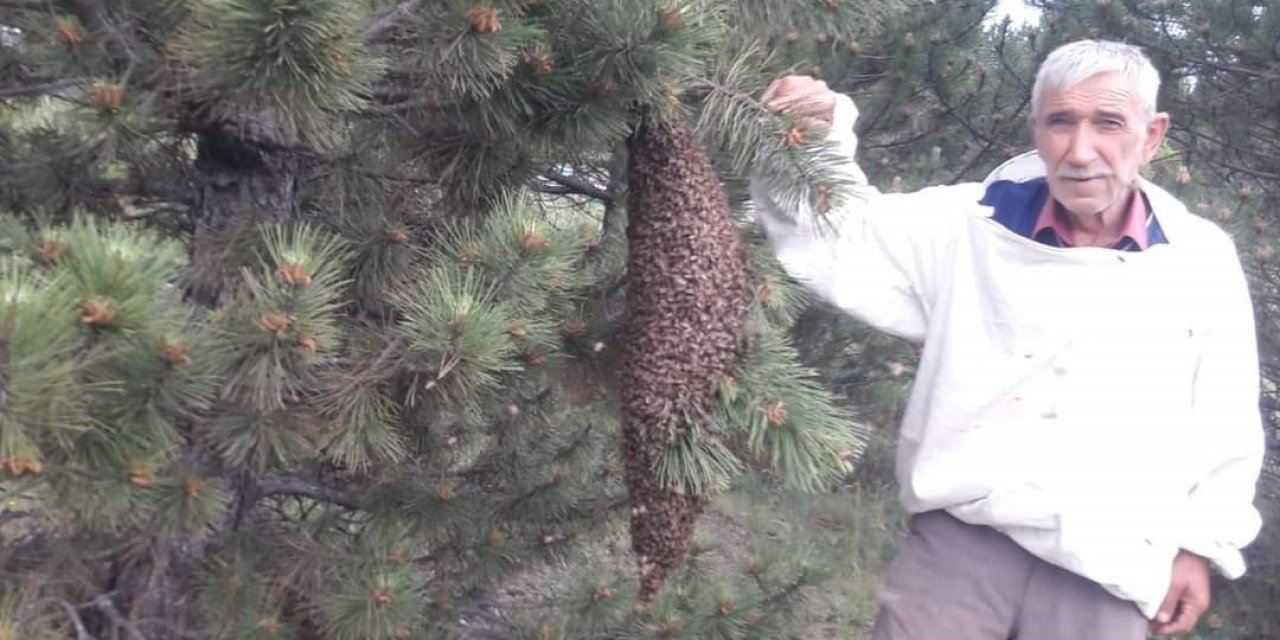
[979,178,1167,250]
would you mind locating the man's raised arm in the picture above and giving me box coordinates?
[750,76,980,342]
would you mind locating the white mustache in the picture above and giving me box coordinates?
[1057,168,1113,180]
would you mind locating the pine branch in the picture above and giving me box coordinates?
[61,0,147,66]
[537,170,615,203]
[0,0,155,70]
[258,474,364,510]
[1114,23,1279,79]
[366,96,442,114]
[1210,161,1280,181]
[993,19,1032,98]
[597,144,629,250]
[689,77,770,114]
[1165,132,1280,180]
[360,0,428,42]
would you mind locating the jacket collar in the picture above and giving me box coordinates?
[980,151,1188,243]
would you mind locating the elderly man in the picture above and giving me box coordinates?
[755,40,1264,639]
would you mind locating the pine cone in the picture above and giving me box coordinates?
[621,113,752,609]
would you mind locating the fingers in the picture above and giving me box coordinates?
[1152,550,1218,634]
[773,95,831,118]
[762,75,820,106]
[762,75,837,141]
[1149,551,1213,636]
[1152,582,1183,629]
[1150,600,1203,636]
[1148,586,1208,637]
[760,77,786,106]
[762,75,832,116]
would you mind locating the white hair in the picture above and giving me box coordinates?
[1031,40,1161,122]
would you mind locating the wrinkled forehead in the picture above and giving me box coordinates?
[1037,72,1145,116]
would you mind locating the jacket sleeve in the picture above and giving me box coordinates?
[1180,237,1266,578]
[749,93,976,342]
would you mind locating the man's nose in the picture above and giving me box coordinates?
[1065,124,1098,165]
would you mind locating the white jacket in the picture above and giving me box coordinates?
[752,94,1266,618]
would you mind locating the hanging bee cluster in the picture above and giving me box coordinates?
[620,111,753,609]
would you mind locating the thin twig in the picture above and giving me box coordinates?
[538,170,615,203]
[93,596,146,640]
[361,0,428,42]
[62,0,146,66]
[994,19,1032,98]
[57,600,94,640]
[355,168,433,183]
[258,474,364,510]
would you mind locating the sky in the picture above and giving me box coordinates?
[994,0,1042,26]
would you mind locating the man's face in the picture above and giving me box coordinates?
[1032,72,1169,220]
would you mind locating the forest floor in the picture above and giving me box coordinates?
[494,466,1280,640]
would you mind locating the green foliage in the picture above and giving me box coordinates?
[0,263,88,465]
[735,0,905,41]
[315,374,406,472]
[563,0,727,110]
[415,1,550,100]
[398,264,524,406]
[30,0,1280,638]
[212,224,348,410]
[726,330,866,492]
[313,561,423,640]
[0,0,914,632]
[149,473,232,540]
[196,549,296,639]
[0,216,207,477]
[174,0,384,144]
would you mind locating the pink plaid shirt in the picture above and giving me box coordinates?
[1032,191,1152,251]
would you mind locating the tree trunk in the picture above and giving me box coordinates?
[105,113,308,637]
[186,116,305,306]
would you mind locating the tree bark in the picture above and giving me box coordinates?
[185,118,304,305]
[106,112,308,638]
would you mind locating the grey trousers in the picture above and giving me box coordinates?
[870,511,1149,640]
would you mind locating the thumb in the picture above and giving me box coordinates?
[761,79,783,106]
[1154,584,1182,625]
[761,76,799,109]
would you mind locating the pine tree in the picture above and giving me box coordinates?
[0,1,963,638]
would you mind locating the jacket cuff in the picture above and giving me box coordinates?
[1180,540,1246,579]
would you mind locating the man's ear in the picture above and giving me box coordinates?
[1143,112,1171,161]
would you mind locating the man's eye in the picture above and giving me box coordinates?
[1099,119,1125,131]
